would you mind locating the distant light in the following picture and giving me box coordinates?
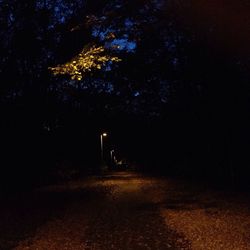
[102,133,107,137]
[134,91,140,97]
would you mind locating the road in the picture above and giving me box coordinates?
[1,172,189,250]
[1,171,249,250]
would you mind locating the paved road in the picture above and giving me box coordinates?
[2,171,190,250]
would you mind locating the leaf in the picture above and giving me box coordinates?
[49,45,121,80]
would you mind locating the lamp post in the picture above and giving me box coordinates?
[110,149,115,164]
[100,132,107,162]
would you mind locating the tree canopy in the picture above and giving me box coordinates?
[1,0,250,185]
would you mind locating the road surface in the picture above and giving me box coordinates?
[1,171,249,249]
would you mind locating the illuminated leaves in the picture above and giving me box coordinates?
[49,46,121,80]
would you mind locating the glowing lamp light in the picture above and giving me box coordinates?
[100,132,108,161]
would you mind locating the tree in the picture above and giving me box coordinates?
[49,45,121,80]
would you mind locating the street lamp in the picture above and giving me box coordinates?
[100,132,107,162]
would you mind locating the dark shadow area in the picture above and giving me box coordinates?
[0,184,109,250]
[161,195,219,211]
